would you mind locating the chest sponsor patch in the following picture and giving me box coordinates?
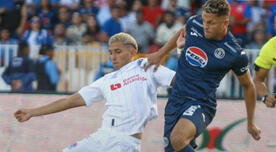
[110,74,147,91]
[185,47,208,68]
[110,83,122,91]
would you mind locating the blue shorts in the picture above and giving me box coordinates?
[163,96,216,152]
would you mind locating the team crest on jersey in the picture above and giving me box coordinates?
[185,47,208,68]
[214,48,225,59]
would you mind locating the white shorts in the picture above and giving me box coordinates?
[62,128,141,152]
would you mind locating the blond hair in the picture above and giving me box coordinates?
[108,32,138,50]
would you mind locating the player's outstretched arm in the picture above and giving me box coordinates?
[14,93,86,122]
[237,71,261,141]
[253,68,269,97]
[145,27,185,71]
[253,68,276,107]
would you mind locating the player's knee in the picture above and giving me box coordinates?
[170,133,190,151]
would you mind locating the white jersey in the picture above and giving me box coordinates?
[78,58,175,135]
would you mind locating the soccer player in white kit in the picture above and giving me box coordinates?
[14,32,176,152]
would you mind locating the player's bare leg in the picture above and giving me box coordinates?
[170,118,196,151]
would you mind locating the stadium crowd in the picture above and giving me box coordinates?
[0,0,276,91]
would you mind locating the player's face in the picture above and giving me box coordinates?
[109,42,136,70]
[202,11,229,40]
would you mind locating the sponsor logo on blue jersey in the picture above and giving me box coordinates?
[185,47,208,68]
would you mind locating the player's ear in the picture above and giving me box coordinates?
[224,17,230,27]
[130,48,137,56]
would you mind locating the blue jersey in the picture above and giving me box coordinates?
[171,15,249,108]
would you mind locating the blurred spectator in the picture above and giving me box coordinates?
[85,15,101,42]
[162,0,191,10]
[25,0,38,16]
[55,7,71,28]
[0,28,19,66]
[123,0,135,11]
[246,0,266,34]
[263,0,276,7]
[22,16,53,58]
[36,44,60,91]
[155,11,181,70]
[230,0,251,47]
[267,5,276,38]
[0,0,15,12]
[26,0,59,16]
[0,0,15,28]
[177,0,191,10]
[165,0,182,12]
[59,0,80,11]
[36,0,56,30]
[79,0,99,21]
[125,0,143,25]
[81,32,101,46]
[101,6,122,42]
[53,23,70,45]
[81,32,93,45]
[246,29,266,74]
[119,0,133,32]
[142,0,164,29]
[97,0,117,26]
[96,0,109,8]
[246,29,266,49]
[2,41,36,91]
[49,0,60,9]
[155,11,182,46]
[25,0,41,16]
[66,12,87,44]
[0,28,18,45]
[175,14,188,26]
[0,0,26,35]
[126,10,154,53]
[164,0,190,25]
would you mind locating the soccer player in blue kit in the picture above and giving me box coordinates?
[145,0,261,151]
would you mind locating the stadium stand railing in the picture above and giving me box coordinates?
[0,44,274,98]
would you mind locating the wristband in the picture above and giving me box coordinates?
[177,48,183,55]
[261,95,268,103]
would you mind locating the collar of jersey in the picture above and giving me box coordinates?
[108,60,137,78]
[116,60,136,73]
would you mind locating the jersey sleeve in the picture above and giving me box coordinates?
[78,77,105,106]
[231,50,249,76]
[254,37,276,69]
[151,65,176,86]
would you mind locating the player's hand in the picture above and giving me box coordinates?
[263,95,276,108]
[144,51,163,72]
[247,124,261,141]
[14,109,32,122]
[176,28,186,49]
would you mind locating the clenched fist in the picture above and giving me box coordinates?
[14,109,32,122]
